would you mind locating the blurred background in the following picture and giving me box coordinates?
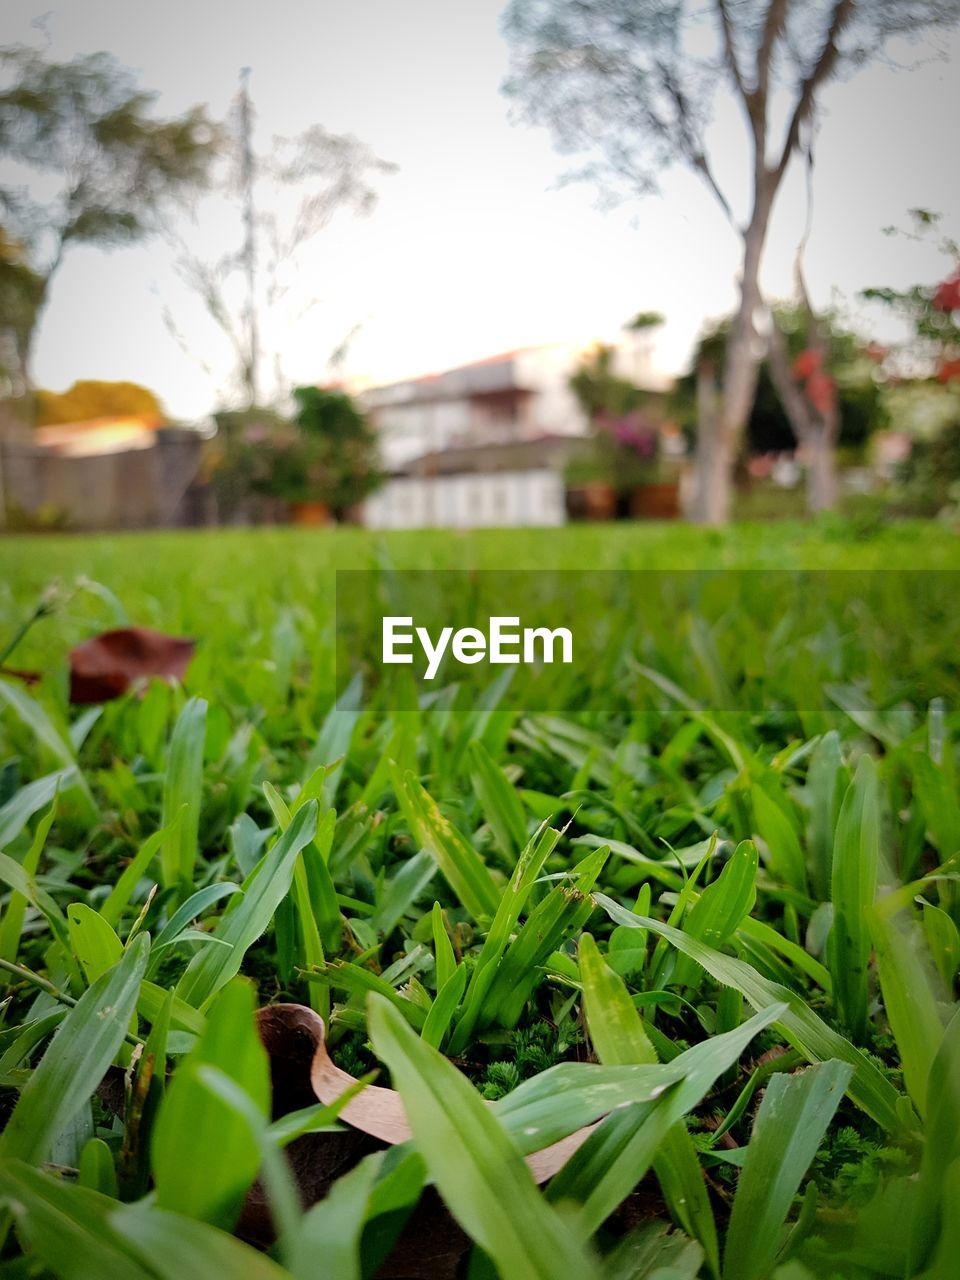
[1,0,958,533]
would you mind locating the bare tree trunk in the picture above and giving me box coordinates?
[688,0,864,524]
[692,355,729,521]
[238,68,260,408]
[0,332,27,404]
[805,432,838,513]
[5,272,50,408]
[698,429,737,524]
[766,303,840,515]
[693,192,773,524]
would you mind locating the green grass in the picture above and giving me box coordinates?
[0,518,958,1279]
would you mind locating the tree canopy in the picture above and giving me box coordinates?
[862,211,960,385]
[0,227,43,398]
[166,72,395,409]
[502,1,960,215]
[502,0,960,521]
[34,380,164,427]
[671,306,886,454]
[0,46,216,272]
[0,44,218,396]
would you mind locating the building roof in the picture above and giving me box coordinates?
[360,348,543,409]
[34,416,160,458]
[399,433,580,477]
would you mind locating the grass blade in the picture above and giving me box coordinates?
[546,1006,786,1233]
[468,738,528,863]
[0,1159,155,1280]
[751,787,806,892]
[67,903,123,985]
[579,934,719,1277]
[0,767,74,850]
[0,794,57,965]
[594,896,903,1132]
[367,992,597,1280]
[868,907,946,1117]
[152,979,269,1230]
[160,696,207,896]
[0,935,149,1165]
[390,767,498,920]
[101,821,178,929]
[175,801,318,1008]
[723,1061,852,1280]
[673,840,758,989]
[111,1200,291,1280]
[829,755,880,1041]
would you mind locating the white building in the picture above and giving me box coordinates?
[359,345,601,529]
[359,345,593,472]
[357,341,670,530]
[362,435,576,529]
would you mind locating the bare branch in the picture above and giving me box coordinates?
[658,60,736,226]
[776,0,856,180]
[161,303,216,379]
[174,253,246,364]
[766,312,814,441]
[693,152,737,227]
[756,0,791,102]
[715,1,748,99]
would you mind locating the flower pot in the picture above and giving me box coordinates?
[290,500,333,526]
[630,482,680,520]
[578,482,618,521]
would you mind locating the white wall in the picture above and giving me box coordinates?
[364,344,594,470]
[363,469,566,529]
[514,345,590,440]
[375,399,475,469]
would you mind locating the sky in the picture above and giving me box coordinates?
[4,0,959,418]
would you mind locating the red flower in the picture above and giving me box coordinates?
[937,357,960,384]
[805,372,837,416]
[933,275,960,313]
[792,349,822,379]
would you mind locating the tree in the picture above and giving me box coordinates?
[34,380,164,426]
[290,385,382,518]
[671,304,886,509]
[568,343,666,495]
[0,227,43,403]
[861,211,960,514]
[767,286,841,512]
[862,210,960,385]
[569,343,643,420]
[502,1,960,523]
[0,44,217,404]
[166,70,395,409]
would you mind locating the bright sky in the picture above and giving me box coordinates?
[5,1,959,418]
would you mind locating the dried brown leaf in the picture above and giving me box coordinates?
[68,627,195,703]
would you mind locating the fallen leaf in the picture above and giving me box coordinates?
[258,1003,595,1184]
[249,1005,588,1278]
[239,1005,377,1248]
[68,627,195,704]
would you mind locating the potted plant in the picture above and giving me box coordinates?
[207,407,292,524]
[564,410,675,520]
[285,386,383,524]
[566,341,679,519]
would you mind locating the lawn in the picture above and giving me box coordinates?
[0,519,958,1280]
